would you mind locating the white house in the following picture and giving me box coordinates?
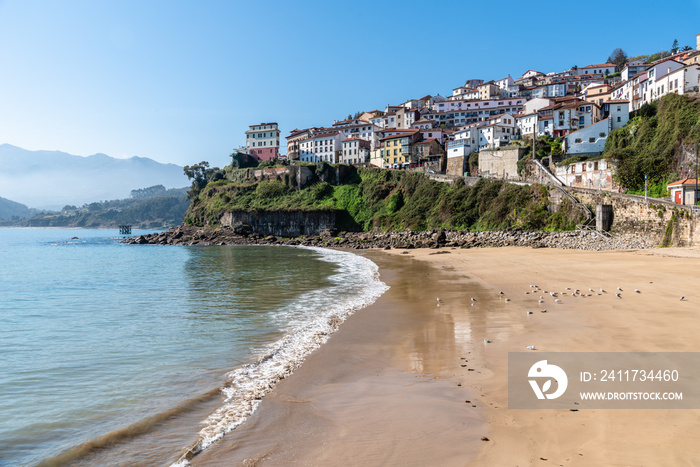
[299,130,345,163]
[640,59,685,105]
[411,118,435,130]
[495,75,514,92]
[523,97,552,115]
[418,128,445,144]
[447,127,478,159]
[431,98,525,126]
[580,63,616,76]
[652,65,700,101]
[521,70,544,80]
[562,102,630,156]
[332,119,381,149]
[340,138,371,165]
[531,83,568,98]
[604,100,630,129]
[516,112,538,138]
[621,60,647,81]
[563,119,611,155]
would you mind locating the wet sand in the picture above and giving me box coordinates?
[192,246,700,466]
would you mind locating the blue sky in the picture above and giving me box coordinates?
[0,0,698,168]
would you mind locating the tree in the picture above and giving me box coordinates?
[183,161,223,199]
[230,151,258,169]
[648,50,671,63]
[131,185,166,198]
[628,54,650,63]
[682,45,693,52]
[607,48,628,71]
[671,39,679,54]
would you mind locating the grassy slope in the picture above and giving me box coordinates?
[605,93,700,195]
[186,166,584,232]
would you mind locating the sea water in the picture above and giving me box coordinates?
[0,228,387,466]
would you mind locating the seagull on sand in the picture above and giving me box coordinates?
[541,309,547,313]
[634,289,641,293]
[589,288,594,292]
[499,291,504,295]
[505,298,511,302]
[615,293,622,298]
[680,296,685,301]
[471,297,476,302]
[527,311,533,315]
[617,287,623,291]
[484,339,492,343]
[600,288,606,293]
[526,345,536,350]
[437,298,442,302]
[555,299,561,303]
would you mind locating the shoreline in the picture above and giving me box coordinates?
[124,225,657,250]
[189,249,489,466]
[188,244,700,466]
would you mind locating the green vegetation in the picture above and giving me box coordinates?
[186,165,585,231]
[661,213,677,248]
[4,186,189,228]
[0,196,34,221]
[604,94,700,194]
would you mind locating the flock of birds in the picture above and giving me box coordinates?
[436,284,688,352]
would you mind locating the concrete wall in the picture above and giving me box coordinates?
[446,155,468,176]
[220,210,340,237]
[478,147,527,179]
[570,187,699,246]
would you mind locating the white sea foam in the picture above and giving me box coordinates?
[171,247,388,466]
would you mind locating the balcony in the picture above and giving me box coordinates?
[447,140,470,149]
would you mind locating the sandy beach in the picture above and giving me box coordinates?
[191,245,700,466]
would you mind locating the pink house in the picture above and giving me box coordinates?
[245,123,280,160]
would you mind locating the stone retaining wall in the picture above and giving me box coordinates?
[569,187,699,246]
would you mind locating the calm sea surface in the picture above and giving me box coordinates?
[0,228,387,466]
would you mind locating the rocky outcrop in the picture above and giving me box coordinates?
[123,225,657,251]
[220,210,340,237]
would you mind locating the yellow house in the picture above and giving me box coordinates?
[379,129,420,168]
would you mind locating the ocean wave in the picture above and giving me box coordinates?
[171,247,388,466]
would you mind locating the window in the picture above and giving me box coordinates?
[589,137,595,143]
[575,138,582,143]
[599,132,606,137]
[617,116,621,122]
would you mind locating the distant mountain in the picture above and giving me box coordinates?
[0,144,189,209]
[0,196,34,220]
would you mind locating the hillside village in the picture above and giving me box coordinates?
[236,35,700,203]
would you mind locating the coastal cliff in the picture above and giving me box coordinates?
[183,164,586,232]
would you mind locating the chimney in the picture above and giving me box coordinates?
[697,33,700,51]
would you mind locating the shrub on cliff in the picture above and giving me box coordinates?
[255,180,289,199]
